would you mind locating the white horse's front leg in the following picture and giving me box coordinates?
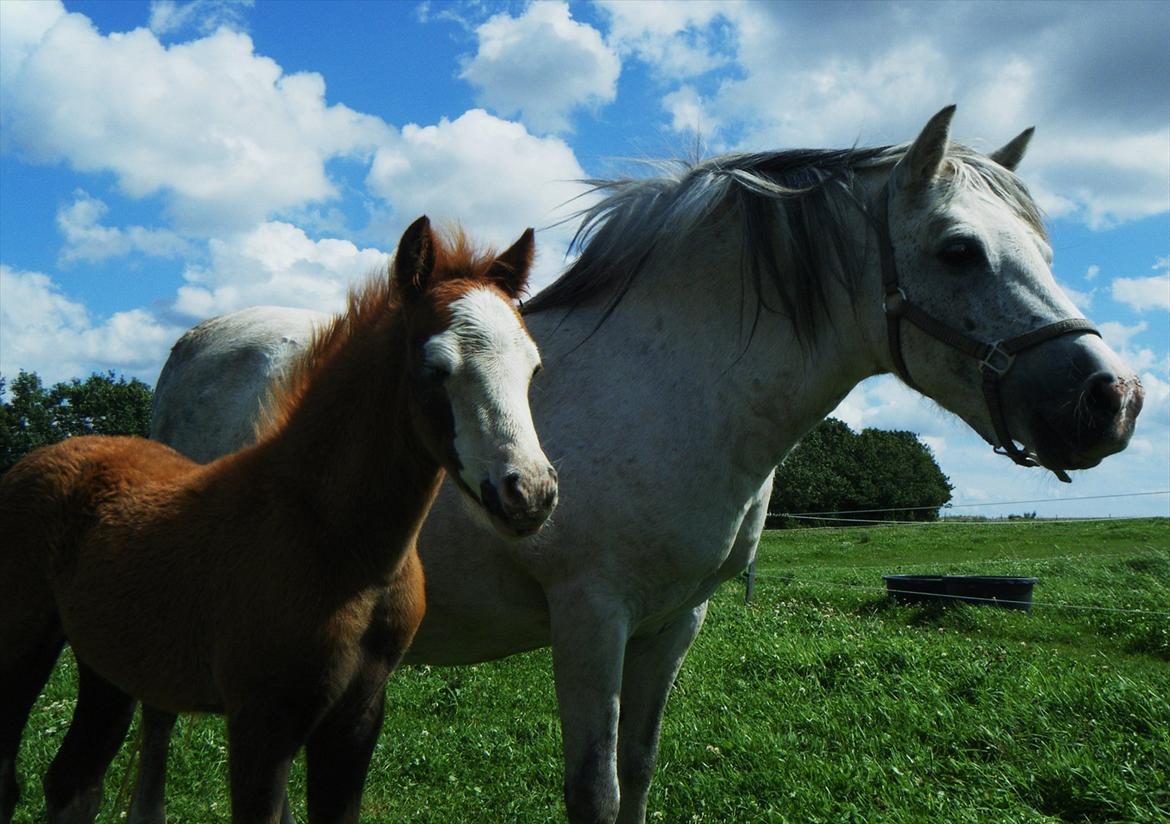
[615,603,708,824]
[550,589,631,824]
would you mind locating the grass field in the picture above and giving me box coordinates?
[12,518,1170,822]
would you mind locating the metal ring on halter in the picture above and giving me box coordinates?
[883,288,907,317]
[979,342,1015,377]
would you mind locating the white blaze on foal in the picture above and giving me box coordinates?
[424,286,551,535]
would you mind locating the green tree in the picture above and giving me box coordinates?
[769,417,952,527]
[0,370,154,473]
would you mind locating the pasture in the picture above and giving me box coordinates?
[13,518,1168,822]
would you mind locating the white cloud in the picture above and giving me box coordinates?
[367,109,590,290]
[1085,264,1100,281]
[460,2,620,134]
[1059,283,1094,312]
[148,0,253,36]
[1098,319,1148,350]
[0,0,65,84]
[0,265,181,384]
[174,221,387,318]
[597,0,731,79]
[608,1,1169,230]
[1,12,390,231]
[57,191,194,264]
[1112,274,1170,312]
[663,85,714,134]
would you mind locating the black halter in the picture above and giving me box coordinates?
[872,183,1099,483]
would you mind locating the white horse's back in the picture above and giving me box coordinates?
[151,306,326,463]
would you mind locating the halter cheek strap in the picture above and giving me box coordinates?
[873,184,1100,483]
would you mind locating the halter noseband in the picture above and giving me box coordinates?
[872,183,1099,483]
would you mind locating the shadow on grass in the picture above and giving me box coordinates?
[855,596,990,631]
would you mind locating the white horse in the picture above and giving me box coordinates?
[139,107,1142,823]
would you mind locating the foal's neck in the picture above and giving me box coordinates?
[260,305,440,580]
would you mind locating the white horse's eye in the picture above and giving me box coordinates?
[937,239,986,268]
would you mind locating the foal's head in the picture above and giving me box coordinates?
[394,216,557,538]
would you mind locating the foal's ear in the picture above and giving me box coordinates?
[394,215,436,298]
[487,228,535,300]
[988,127,1034,171]
[892,105,955,191]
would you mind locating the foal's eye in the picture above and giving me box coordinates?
[937,239,985,268]
[422,364,449,384]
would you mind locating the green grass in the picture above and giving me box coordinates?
[12,519,1169,822]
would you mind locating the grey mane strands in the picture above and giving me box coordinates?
[524,143,1045,345]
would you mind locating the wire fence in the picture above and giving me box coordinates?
[764,489,1170,530]
[744,490,1170,615]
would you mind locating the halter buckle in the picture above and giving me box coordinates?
[883,287,907,317]
[980,342,1015,377]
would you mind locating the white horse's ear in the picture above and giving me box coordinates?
[988,127,1034,171]
[393,215,436,298]
[892,105,956,191]
[488,228,535,300]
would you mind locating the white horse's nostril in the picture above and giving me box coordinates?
[502,472,524,504]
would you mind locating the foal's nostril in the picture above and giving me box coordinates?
[547,465,558,482]
[1085,371,1124,418]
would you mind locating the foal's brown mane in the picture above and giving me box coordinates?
[257,225,507,438]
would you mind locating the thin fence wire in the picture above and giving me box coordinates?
[778,514,1139,528]
[774,489,1169,518]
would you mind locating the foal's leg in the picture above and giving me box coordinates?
[615,604,707,824]
[0,620,65,824]
[131,707,297,824]
[305,684,387,823]
[226,709,302,824]
[127,705,177,824]
[43,661,136,824]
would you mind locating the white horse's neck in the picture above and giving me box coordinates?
[531,194,886,494]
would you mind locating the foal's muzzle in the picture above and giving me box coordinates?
[480,464,558,537]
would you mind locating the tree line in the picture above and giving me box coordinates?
[768,417,953,526]
[1,371,153,474]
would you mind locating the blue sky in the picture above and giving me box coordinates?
[1,0,1167,517]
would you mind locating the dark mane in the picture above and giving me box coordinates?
[524,143,1046,343]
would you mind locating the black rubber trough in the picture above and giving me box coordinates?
[882,575,1038,612]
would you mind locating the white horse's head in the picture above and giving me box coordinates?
[876,106,1143,479]
[396,216,557,536]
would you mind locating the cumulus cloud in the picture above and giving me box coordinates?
[0,265,181,384]
[1,7,389,232]
[1059,283,1094,312]
[607,0,1169,229]
[57,191,194,264]
[148,0,253,36]
[597,0,732,79]
[174,221,387,319]
[0,0,65,84]
[459,2,620,134]
[367,109,590,289]
[1111,257,1170,312]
